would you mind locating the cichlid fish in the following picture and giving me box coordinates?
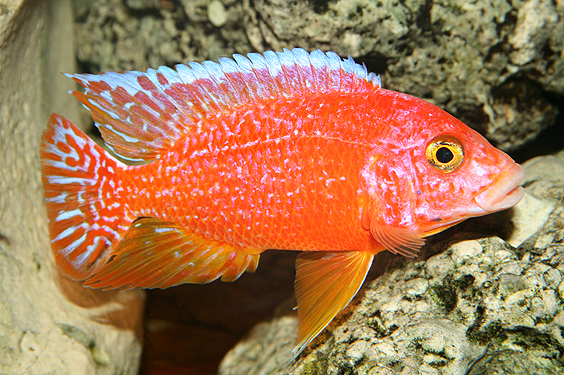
[39,48,524,353]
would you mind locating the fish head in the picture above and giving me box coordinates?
[365,91,525,238]
[410,103,524,236]
[412,129,524,237]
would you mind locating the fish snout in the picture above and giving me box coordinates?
[474,162,525,212]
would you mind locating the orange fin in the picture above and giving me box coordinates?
[68,71,192,162]
[66,49,379,161]
[369,222,424,257]
[293,251,374,354]
[361,197,424,257]
[84,218,261,290]
[40,114,131,280]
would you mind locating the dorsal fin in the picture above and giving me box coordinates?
[68,48,381,162]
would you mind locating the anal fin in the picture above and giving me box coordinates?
[84,218,261,290]
[293,251,374,354]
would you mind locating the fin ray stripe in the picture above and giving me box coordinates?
[69,48,380,162]
[84,218,261,290]
[40,114,132,279]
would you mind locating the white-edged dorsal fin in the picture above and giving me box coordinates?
[68,48,381,162]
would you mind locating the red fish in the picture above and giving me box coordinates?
[39,48,524,353]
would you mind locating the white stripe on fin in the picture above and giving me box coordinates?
[66,49,381,162]
[40,114,132,281]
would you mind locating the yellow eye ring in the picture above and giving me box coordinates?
[426,135,464,172]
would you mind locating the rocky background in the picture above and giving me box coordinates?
[73,0,564,152]
[0,1,143,374]
[0,0,562,374]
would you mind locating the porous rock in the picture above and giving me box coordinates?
[73,0,562,152]
[72,0,252,72]
[244,0,564,152]
[219,153,564,374]
[0,1,144,374]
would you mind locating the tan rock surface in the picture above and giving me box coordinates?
[0,1,144,373]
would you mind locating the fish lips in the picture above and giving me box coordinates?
[474,162,525,213]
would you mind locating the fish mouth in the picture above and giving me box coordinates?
[474,162,525,213]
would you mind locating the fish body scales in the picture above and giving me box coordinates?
[123,93,380,253]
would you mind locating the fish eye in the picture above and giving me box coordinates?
[426,135,464,172]
[436,147,453,163]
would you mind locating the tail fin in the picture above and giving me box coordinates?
[39,114,132,280]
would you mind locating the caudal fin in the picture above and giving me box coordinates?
[40,114,132,280]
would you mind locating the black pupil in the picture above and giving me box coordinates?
[436,147,454,163]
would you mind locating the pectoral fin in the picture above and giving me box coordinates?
[293,251,374,354]
[361,198,424,258]
[369,222,424,258]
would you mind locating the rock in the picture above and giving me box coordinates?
[125,0,160,10]
[218,154,564,374]
[208,0,228,27]
[243,0,563,151]
[520,150,564,202]
[0,1,144,374]
[73,0,252,72]
[506,192,555,248]
[219,303,297,375]
[72,0,562,151]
